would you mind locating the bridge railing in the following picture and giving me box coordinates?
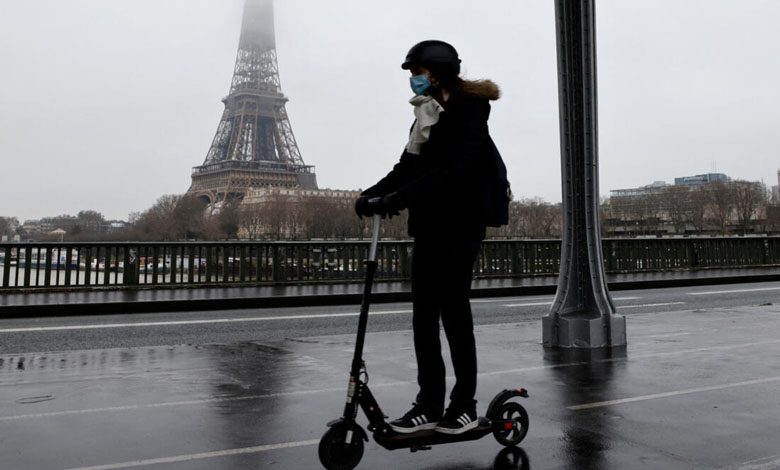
[1,237,779,290]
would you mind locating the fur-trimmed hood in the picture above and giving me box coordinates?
[459,79,501,101]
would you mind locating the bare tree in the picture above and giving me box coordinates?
[657,186,691,234]
[215,199,241,239]
[302,196,343,239]
[708,182,735,234]
[494,199,561,239]
[766,204,780,234]
[76,210,106,232]
[732,181,766,234]
[488,200,526,239]
[609,194,653,235]
[239,203,264,240]
[239,193,304,240]
[132,194,212,240]
[0,216,19,238]
[687,187,710,234]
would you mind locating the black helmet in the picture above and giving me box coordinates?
[401,40,461,75]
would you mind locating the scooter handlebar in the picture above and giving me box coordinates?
[367,197,383,212]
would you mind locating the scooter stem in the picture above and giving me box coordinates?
[349,214,381,379]
[369,214,381,262]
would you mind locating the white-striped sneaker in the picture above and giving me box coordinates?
[434,408,478,435]
[388,403,440,434]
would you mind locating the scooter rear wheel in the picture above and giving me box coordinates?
[492,402,529,446]
[318,422,364,470]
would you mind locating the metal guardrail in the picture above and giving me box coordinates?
[1,237,779,290]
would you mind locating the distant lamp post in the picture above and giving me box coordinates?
[542,0,626,348]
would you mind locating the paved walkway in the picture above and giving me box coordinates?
[3,304,780,469]
[2,267,780,317]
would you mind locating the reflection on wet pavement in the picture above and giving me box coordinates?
[3,306,780,469]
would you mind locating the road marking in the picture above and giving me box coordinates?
[0,310,413,333]
[476,295,645,304]
[568,376,780,410]
[5,338,780,422]
[0,389,339,421]
[645,332,691,339]
[689,286,780,296]
[481,338,780,376]
[503,301,555,307]
[503,297,642,308]
[64,439,320,470]
[618,302,686,309]
[0,296,648,332]
[471,296,553,304]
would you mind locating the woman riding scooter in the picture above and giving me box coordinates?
[355,40,501,435]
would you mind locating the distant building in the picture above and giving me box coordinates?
[20,217,127,239]
[21,219,42,234]
[673,173,729,186]
[242,187,360,205]
[610,173,732,200]
[239,187,362,239]
[610,181,668,199]
[605,172,771,236]
[106,221,127,233]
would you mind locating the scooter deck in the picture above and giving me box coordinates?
[374,417,493,451]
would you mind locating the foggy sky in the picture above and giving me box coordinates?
[1,0,779,221]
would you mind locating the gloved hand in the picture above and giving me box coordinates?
[379,192,406,219]
[354,195,373,219]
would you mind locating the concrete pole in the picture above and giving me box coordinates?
[542,0,626,348]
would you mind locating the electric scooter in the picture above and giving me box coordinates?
[319,209,530,470]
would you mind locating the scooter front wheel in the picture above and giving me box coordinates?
[492,402,529,446]
[318,422,365,470]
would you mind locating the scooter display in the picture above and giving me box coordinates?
[319,210,530,470]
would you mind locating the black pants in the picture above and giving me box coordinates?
[411,237,481,416]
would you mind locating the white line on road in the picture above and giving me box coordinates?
[55,375,780,469]
[568,376,780,410]
[0,389,338,421]
[0,309,413,333]
[503,301,555,307]
[64,439,320,470]
[504,296,642,308]
[645,332,691,339]
[618,302,686,309]
[0,297,648,332]
[5,338,780,422]
[471,296,553,303]
[689,286,780,296]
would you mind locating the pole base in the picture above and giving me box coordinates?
[542,313,626,348]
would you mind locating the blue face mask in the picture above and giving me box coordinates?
[409,74,432,96]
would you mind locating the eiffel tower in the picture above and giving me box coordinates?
[188,0,317,205]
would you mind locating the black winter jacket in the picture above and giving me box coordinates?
[362,81,500,240]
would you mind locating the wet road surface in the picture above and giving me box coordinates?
[2,280,780,354]
[2,282,780,469]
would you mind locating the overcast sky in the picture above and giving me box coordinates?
[1,0,779,221]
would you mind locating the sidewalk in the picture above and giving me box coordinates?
[1,267,780,318]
